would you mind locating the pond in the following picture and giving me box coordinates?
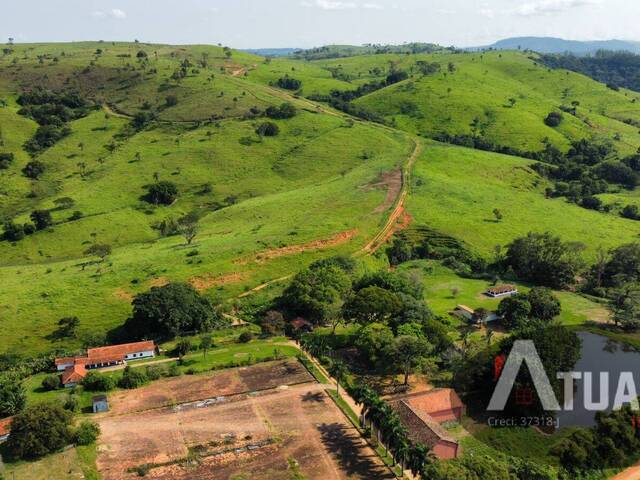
[557,331,640,428]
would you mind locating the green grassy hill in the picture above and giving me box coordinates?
[0,42,411,355]
[3,43,640,356]
[309,51,640,154]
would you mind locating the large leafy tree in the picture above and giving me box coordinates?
[505,232,584,288]
[342,286,402,325]
[6,403,73,459]
[393,335,434,385]
[353,322,395,366]
[497,295,531,329]
[129,283,221,339]
[527,287,561,321]
[280,264,351,324]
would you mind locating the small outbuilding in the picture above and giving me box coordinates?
[485,284,518,298]
[92,395,109,413]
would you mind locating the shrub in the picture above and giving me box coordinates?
[145,365,164,380]
[2,222,25,242]
[165,94,178,107]
[30,210,53,230]
[622,204,640,220]
[74,420,100,445]
[82,372,116,392]
[118,366,148,389]
[266,102,296,119]
[62,395,78,412]
[544,111,563,127]
[145,181,178,205]
[41,375,61,391]
[238,331,253,343]
[276,76,302,90]
[256,122,279,137]
[22,160,46,179]
[0,152,14,169]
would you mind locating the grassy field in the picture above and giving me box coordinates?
[397,260,611,326]
[0,42,416,355]
[406,141,640,260]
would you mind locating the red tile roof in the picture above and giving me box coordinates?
[0,417,13,437]
[55,357,76,366]
[62,364,87,385]
[404,388,464,415]
[87,341,155,358]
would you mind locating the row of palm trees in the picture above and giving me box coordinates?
[300,336,437,478]
[349,383,436,478]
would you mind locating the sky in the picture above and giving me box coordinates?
[2,0,640,49]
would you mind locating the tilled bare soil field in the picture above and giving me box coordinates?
[96,360,394,480]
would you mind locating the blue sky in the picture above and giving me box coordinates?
[2,0,638,48]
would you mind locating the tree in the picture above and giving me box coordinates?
[622,204,640,220]
[41,375,61,391]
[330,360,348,395]
[600,243,640,288]
[53,197,75,210]
[281,265,351,324]
[129,283,220,339]
[30,210,52,230]
[544,111,563,127]
[611,284,640,331]
[84,244,112,262]
[497,295,531,329]
[200,335,213,358]
[175,338,192,361]
[265,102,296,119]
[342,286,402,325]
[505,232,584,288]
[145,181,178,205]
[393,335,433,385]
[82,372,116,392]
[354,322,395,366]
[6,403,73,459]
[0,373,26,417]
[527,287,561,321]
[256,122,279,137]
[22,160,46,179]
[178,212,199,244]
[118,366,148,389]
[3,221,25,242]
[74,420,100,445]
[276,76,302,90]
[492,208,503,222]
[260,310,285,336]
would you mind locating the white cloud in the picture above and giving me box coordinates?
[92,8,127,19]
[363,3,384,9]
[516,0,601,17]
[437,8,457,15]
[479,4,495,18]
[301,0,357,9]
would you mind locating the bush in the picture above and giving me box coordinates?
[544,111,563,127]
[22,160,46,179]
[41,375,61,391]
[238,331,253,343]
[118,366,148,389]
[145,181,178,205]
[2,222,25,242]
[256,122,279,137]
[30,210,53,230]
[266,102,296,119]
[165,94,178,107]
[74,420,100,445]
[0,152,14,169]
[622,204,640,220]
[276,76,302,90]
[62,395,78,412]
[145,365,164,380]
[82,372,116,392]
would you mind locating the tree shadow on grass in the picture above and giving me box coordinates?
[317,423,395,479]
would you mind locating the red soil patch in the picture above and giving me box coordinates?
[189,272,247,291]
[148,277,169,288]
[365,170,403,213]
[112,289,134,302]
[251,230,358,263]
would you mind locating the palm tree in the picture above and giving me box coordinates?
[407,443,433,478]
[330,360,348,396]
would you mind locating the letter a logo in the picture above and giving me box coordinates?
[488,340,561,411]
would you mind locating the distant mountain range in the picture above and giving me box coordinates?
[242,48,299,57]
[472,37,640,55]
